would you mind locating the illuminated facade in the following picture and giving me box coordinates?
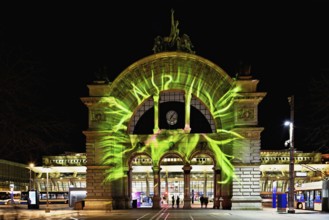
[80,11,266,210]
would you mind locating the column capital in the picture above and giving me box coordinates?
[213,167,221,174]
[152,166,162,173]
[182,164,192,173]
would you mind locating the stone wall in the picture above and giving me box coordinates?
[231,166,262,210]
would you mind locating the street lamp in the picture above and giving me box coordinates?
[29,163,34,190]
[43,166,51,213]
[285,95,295,214]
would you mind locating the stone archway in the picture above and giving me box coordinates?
[189,153,215,208]
[130,154,153,208]
[159,154,185,208]
[81,51,266,210]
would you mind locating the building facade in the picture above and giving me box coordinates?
[1,151,329,209]
[80,11,266,210]
[0,160,30,191]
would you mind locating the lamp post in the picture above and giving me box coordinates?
[29,163,34,190]
[43,166,51,213]
[285,95,295,214]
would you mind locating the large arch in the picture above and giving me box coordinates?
[107,52,235,132]
[81,50,266,210]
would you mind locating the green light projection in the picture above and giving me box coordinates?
[99,68,243,184]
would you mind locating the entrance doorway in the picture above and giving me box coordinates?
[131,155,153,208]
[130,153,215,208]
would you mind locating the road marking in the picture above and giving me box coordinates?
[163,212,170,220]
[147,207,168,220]
[209,212,231,216]
[137,213,151,220]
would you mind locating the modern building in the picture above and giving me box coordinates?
[0,153,87,194]
[30,152,87,192]
[260,151,329,207]
[0,160,30,191]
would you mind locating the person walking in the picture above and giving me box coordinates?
[176,195,180,208]
[172,195,175,208]
[200,195,204,208]
[204,197,208,208]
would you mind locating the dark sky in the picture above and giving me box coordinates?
[1,1,329,162]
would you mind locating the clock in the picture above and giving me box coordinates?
[166,110,178,125]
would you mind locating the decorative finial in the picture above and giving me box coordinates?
[94,65,110,82]
[236,61,252,79]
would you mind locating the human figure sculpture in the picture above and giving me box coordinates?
[169,9,180,46]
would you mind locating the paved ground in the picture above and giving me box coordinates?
[0,204,328,220]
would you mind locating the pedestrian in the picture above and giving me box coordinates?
[200,195,204,208]
[176,195,180,208]
[172,195,175,208]
[204,197,208,208]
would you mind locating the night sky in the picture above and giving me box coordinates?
[1,1,329,164]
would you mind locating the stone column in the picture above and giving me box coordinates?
[146,172,150,197]
[83,166,112,210]
[165,172,169,204]
[124,167,132,208]
[83,136,112,210]
[153,95,160,133]
[184,92,191,133]
[213,168,221,209]
[152,166,162,209]
[203,171,207,196]
[221,170,232,210]
[183,164,192,209]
